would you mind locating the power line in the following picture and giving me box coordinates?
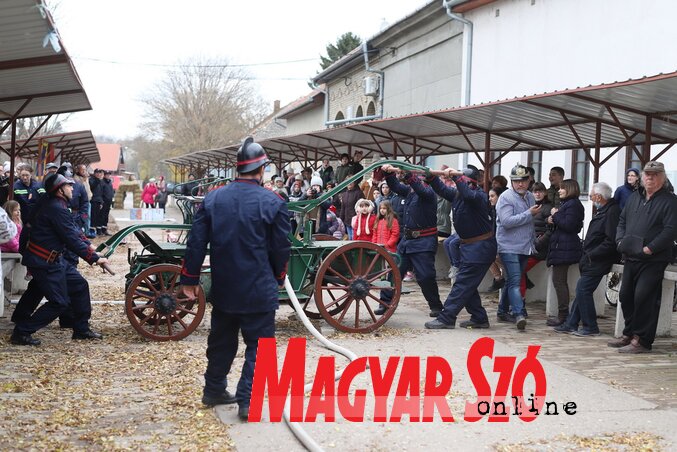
[72,56,319,68]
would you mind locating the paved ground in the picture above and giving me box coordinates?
[2,201,675,450]
[123,201,677,450]
[219,286,677,450]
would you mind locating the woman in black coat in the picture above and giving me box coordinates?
[546,179,584,326]
[520,182,553,298]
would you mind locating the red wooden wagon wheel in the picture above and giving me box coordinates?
[125,264,206,341]
[314,241,401,333]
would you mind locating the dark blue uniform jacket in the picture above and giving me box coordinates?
[385,172,437,254]
[89,176,103,203]
[21,197,99,269]
[180,179,291,314]
[14,179,45,225]
[70,182,89,229]
[430,176,497,264]
[102,179,115,202]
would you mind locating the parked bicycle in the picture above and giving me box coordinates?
[606,270,677,312]
[605,271,620,307]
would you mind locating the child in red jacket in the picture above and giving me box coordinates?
[372,200,400,252]
[351,198,375,242]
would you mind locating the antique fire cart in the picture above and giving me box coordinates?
[97,161,424,341]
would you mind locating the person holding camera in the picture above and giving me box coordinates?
[301,176,331,235]
[496,165,540,331]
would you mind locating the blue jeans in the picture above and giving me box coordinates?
[85,204,95,236]
[564,271,604,332]
[498,253,529,317]
[443,234,461,268]
[346,225,353,240]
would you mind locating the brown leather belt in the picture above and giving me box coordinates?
[460,230,494,244]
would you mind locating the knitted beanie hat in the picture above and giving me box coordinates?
[353,198,374,236]
[310,176,323,188]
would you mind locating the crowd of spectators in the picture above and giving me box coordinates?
[253,153,675,353]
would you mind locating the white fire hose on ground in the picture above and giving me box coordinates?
[281,276,362,452]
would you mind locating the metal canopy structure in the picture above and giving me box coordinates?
[0,130,100,166]
[164,148,236,170]
[164,72,677,183]
[0,0,91,122]
[0,0,93,196]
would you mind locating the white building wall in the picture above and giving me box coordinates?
[375,14,464,117]
[462,0,677,191]
[466,0,677,105]
[382,39,463,117]
[284,108,325,136]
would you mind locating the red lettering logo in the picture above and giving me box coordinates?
[248,336,565,423]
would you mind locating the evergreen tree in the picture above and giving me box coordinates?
[319,32,362,70]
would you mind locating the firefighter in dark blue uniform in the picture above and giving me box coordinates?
[424,166,497,329]
[10,174,108,346]
[11,163,91,329]
[180,137,291,421]
[376,164,443,317]
[13,164,46,224]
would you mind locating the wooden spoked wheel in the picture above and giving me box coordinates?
[314,241,401,333]
[125,264,206,341]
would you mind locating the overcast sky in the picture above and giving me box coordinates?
[52,0,429,139]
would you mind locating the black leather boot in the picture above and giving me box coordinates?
[11,331,41,346]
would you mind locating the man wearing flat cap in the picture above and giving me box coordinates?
[611,161,677,353]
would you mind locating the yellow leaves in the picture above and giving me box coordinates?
[0,304,232,451]
[0,381,22,393]
[495,432,665,452]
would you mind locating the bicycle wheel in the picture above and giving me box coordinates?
[605,272,620,307]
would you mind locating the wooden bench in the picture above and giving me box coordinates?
[1,252,28,317]
[611,263,676,338]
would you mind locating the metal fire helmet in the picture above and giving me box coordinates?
[510,164,530,181]
[236,137,270,174]
[44,173,74,195]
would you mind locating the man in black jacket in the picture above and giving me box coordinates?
[101,171,115,235]
[89,169,104,235]
[610,161,677,353]
[318,159,334,187]
[554,182,620,336]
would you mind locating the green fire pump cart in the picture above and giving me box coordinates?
[97,161,428,341]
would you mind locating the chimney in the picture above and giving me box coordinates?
[273,100,281,113]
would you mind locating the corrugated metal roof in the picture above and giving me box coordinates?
[164,71,677,168]
[0,0,91,120]
[0,130,100,165]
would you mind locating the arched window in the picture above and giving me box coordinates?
[335,111,345,120]
[366,101,376,116]
[356,105,363,118]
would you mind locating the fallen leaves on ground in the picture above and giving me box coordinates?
[0,304,234,451]
[494,431,665,452]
